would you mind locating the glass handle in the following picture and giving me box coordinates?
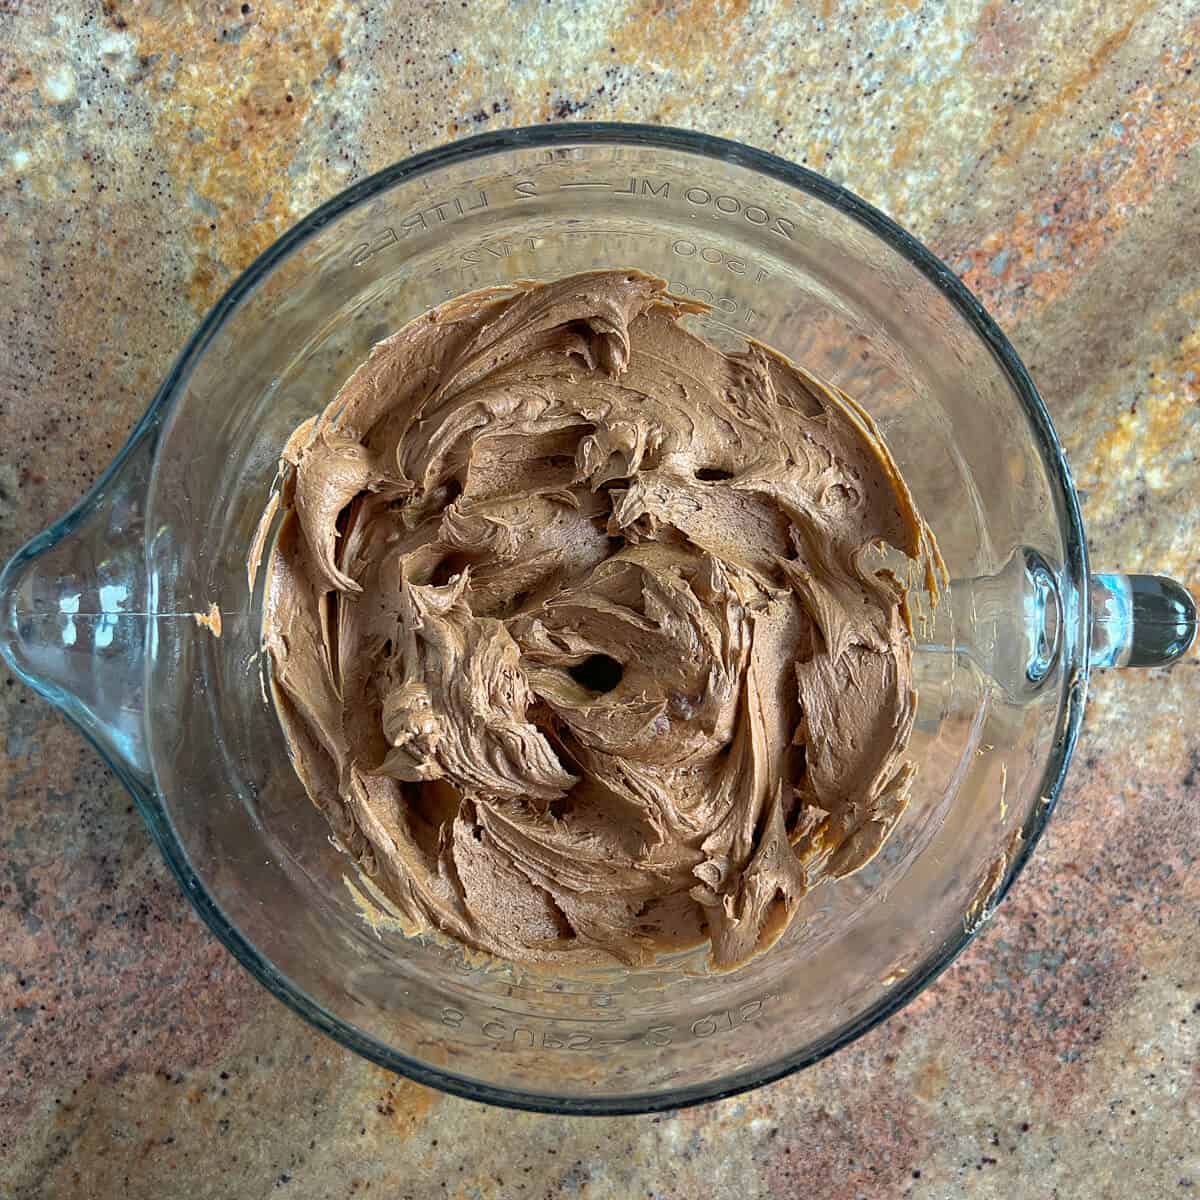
[0,413,162,791]
[1089,573,1197,669]
[933,546,1065,701]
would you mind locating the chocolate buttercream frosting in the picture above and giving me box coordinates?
[257,270,943,969]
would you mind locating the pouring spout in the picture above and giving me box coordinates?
[0,417,160,790]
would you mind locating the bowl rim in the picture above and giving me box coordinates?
[61,122,1095,1115]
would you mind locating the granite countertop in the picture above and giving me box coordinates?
[2,2,1198,1197]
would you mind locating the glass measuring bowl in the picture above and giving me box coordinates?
[2,125,1195,1115]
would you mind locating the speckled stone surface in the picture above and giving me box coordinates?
[2,2,1199,1197]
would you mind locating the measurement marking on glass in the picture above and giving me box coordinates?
[513,176,793,235]
[440,994,773,1051]
[482,1007,623,1025]
[703,317,755,338]
[671,238,771,281]
[352,172,794,267]
[348,189,490,264]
